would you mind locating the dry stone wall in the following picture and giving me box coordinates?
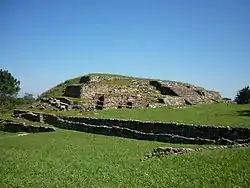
[2,120,55,133]
[13,110,250,145]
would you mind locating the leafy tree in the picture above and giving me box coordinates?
[0,69,21,111]
[23,92,36,101]
[235,86,250,104]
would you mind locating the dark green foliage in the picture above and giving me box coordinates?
[23,92,36,101]
[235,86,250,104]
[0,69,21,112]
[0,69,20,98]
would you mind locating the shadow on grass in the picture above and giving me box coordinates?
[237,110,250,117]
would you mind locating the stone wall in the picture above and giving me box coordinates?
[61,116,250,142]
[94,93,159,109]
[3,120,56,133]
[13,110,250,145]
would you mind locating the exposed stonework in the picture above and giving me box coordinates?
[149,80,221,105]
[157,95,186,106]
[40,97,73,110]
[93,93,159,109]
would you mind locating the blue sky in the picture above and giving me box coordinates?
[0,0,249,98]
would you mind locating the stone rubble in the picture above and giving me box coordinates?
[141,143,250,161]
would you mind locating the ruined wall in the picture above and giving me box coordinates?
[2,120,55,133]
[94,93,159,109]
[13,110,250,145]
[150,81,222,105]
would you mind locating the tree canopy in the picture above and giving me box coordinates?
[235,86,250,104]
[0,69,21,112]
[0,69,20,99]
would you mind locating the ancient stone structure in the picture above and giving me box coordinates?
[149,80,222,105]
[93,93,159,109]
[40,97,73,110]
[13,110,250,145]
[41,74,223,110]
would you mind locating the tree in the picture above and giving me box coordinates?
[23,92,36,101]
[235,86,250,104]
[0,69,21,111]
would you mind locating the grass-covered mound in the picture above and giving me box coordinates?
[40,73,152,98]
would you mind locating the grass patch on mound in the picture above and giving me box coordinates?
[41,77,82,98]
[101,79,134,86]
[0,130,249,188]
[40,73,143,98]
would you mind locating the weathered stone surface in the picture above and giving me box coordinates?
[56,97,73,105]
[150,80,222,105]
[39,97,72,110]
[3,121,55,133]
[93,93,158,109]
[158,96,186,106]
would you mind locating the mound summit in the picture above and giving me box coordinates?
[40,73,222,110]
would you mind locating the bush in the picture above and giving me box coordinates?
[235,86,250,104]
[0,69,21,113]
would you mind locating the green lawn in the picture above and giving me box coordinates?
[0,130,249,188]
[16,103,250,127]
[1,104,250,187]
[82,103,250,127]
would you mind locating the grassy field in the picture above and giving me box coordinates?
[1,104,250,187]
[81,103,250,127]
[0,130,250,188]
[26,103,250,128]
